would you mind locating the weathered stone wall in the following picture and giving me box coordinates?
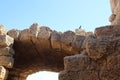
[0,1,120,79]
[0,25,14,80]
[0,23,89,80]
[0,24,120,80]
[59,25,120,80]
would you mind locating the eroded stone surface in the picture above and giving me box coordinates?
[0,56,14,68]
[59,25,120,80]
[7,29,20,39]
[0,66,8,80]
[95,25,120,38]
[37,26,52,39]
[0,25,7,35]
[0,35,14,47]
[5,23,89,80]
[0,47,14,56]
[0,23,118,80]
[109,0,120,25]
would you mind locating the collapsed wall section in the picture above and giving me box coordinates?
[0,23,90,80]
[59,25,120,80]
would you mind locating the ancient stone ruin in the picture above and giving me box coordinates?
[0,0,120,80]
[109,0,120,25]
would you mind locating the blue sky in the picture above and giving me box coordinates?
[0,0,111,32]
[0,0,111,80]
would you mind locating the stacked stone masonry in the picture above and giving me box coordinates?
[59,25,120,80]
[0,0,120,79]
[6,23,89,80]
[0,23,120,80]
[0,25,14,80]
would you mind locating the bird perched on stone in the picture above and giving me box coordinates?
[79,26,81,29]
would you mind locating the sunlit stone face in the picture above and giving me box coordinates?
[27,71,58,80]
[0,66,8,80]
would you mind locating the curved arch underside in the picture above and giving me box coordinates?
[7,23,87,80]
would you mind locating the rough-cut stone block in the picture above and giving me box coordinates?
[95,25,120,38]
[51,31,61,50]
[64,54,90,71]
[0,56,14,68]
[0,47,14,56]
[19,24,40,40]
[61,31,75,44]
[59,71,81,80]
[100,55,120,80]
[19,29,31,40]
[0,25,7,35]
[29,23,40,37]
[61,31,77,53]
[110,0,120,25]
[72,35,85,50]
[59,70,100,80]
[0,35,14,47]
[86,36,120,60]
[0,66,8,80]
[37,27,52,39]
[7,29,20,39]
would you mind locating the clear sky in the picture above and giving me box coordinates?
[0,0,111,32]
[0,0,111,80]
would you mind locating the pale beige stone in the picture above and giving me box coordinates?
[0,25,7,35]
[7,29,20,39]
[109,0,120,24]
[37,26,52,39]
[0,66,8,80]
[75,28,86,36]
[29,23,40,37]
[51,30,61,50]
[0,35,14,47]
[19,29,31,40]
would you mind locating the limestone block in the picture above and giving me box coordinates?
[86,36,113,60]
[0,35,14,47]
[0,66,8,80]
[0,47,14,56]
[51,30,61,50]
[59,54,101,80]
[72,35,85,50]
[0,25,7,35]
[7,29,20,39]
[64,54,90,71]
[95,25,120,38]
[29,23,40,37]
[110,0,120,25]
[37,27,52,39]
[19,24,40,40]
[100,55,120,80]
[61,31,76,53]
[0,56,14,68]
[19,29,31,40]
[59,71,81,80]
[61,31,75,44]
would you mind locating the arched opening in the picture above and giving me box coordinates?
[7,25,80,80]
[27,71,58,80]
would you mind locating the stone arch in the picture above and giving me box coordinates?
[3,23,87,80]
